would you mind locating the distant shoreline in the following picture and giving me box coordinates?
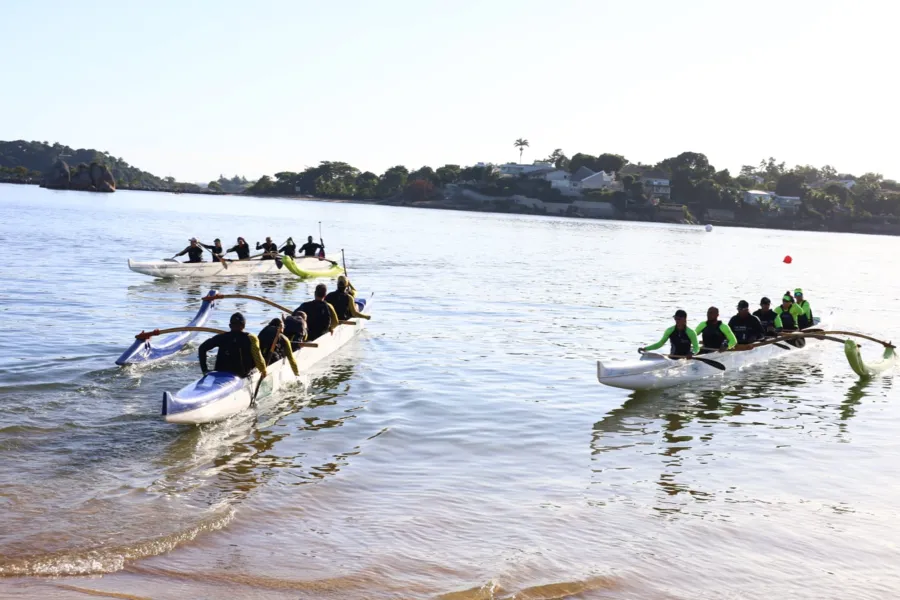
[4,181,898,237]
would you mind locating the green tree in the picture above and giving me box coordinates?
[544,149,569,170]
[404,179,435,202]
[376,165,409,197]
[595,153,627,174]
[435,164,461,185]
[714,169,732,186]
[208,181,223,192]
[514,138,529,163]
[568,153,596,174]
[408,166,438,184]
[775,171,806,197]
[355,171,379,198]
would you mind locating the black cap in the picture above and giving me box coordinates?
[737,300,749,309]
[761,297,771,305]
[229,312,245,325]
[269,318,282,327]
[673,309,687,319]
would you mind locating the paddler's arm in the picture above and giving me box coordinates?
[348,299,370,320]
[792,304,804,318]
[719,322,738,349]
[694,321,708,336]
[280,334,299,376]
[173,246,190,258]
[773,308,784,329]
[327,303,339,333]
[224,244,238,255]
[642,326,675,352]
[687,328,700,354]
[198,335,219,374]
[248,334,267,377]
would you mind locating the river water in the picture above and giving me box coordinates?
[0,183,898,599]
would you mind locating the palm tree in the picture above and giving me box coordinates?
[514,138,529,163]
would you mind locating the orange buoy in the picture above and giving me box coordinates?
[783,255,793,264]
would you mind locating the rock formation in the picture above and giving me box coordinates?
[40,160,116,192]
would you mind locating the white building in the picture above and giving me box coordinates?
[499,161,554,177]
[580,171,618,190]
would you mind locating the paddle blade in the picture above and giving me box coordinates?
[690,356,726,371]
[275,256,283,269]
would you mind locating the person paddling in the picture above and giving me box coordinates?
[283,309,308,350]
[639,309,700,357]
[279,237,297,258]
[299,235,324,257]
[793,288,814,329]
[256,236,278,260]
[753,297,777,335]
[201,238,224,260]
[297,283,339,341]
[325,276,371,321]
[257,318,299,376]
[774,292,803,331]
[198,312,267,378]
[728,300,765,344]
[226,237,251,260]
[173,238,204,263]
[695,306,738,351]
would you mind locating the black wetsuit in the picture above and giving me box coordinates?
[753,308,777,333]
[728,313,765,344]
[668,328,695,356]
[298,299,332,341]
[199,332,255,376]
[284,314,308,348]
[202,243,224,257]
[324,289,355,321]
[299,242,323,257]
[279,242,297,258]
[256,241,278,260]
[257,324,289,365]
[227,242,251,259]
[700,320,726,349]
[175,245,204,263]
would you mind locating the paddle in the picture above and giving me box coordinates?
[199,240,228,269]
[318,221,325,258]
[202,292,293,314]
[639,349,726,371]
[251,324,281,407]
[341,249,348,279]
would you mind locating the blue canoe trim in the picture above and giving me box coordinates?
[163,371,245,416]
[116,289,218,365]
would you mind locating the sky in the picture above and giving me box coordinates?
[1,0,897,182]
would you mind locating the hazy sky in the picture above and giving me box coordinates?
[1,0,896,181]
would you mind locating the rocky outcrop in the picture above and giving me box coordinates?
[41,159,71,190]
[40,160,116,192]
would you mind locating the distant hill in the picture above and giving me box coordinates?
[0,140,181,190]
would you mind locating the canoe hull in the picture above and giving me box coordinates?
[163,296,371,424]
[128,258,285,279]
[598,318,826,391]
[116,289,218,365]
[282,255,343,279]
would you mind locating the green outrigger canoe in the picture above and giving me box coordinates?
[282,255,344,279]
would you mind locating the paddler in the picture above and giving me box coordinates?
[695,306,738,351]
[325,276,371,321]
[728,300,765,344]
[201,238,224,260]
[283,309,308,349]
[639,309,700,357]
[279,237,297,258]
[226,237,251,260]
[793,288,814,329]
[172,238,204,263]
[297,283,339,341]
[774,292,803,331]
[256,236,278,260]
[299,235,324,257]
[198,312,267,378]
[257,318,300,375]
[753,297,777,335]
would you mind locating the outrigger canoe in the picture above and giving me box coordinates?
[127,257,285,278]
[162,296,371,424]
[282,255,343,279]
[597,317,825,391]
[116,290,218,365]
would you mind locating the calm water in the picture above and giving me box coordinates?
[1,184,898,599]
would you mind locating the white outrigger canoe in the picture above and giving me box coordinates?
[597,317,825,391]
[127,255,340,279]
[162,296,372,424]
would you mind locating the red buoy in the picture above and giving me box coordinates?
[783,255,793,264]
